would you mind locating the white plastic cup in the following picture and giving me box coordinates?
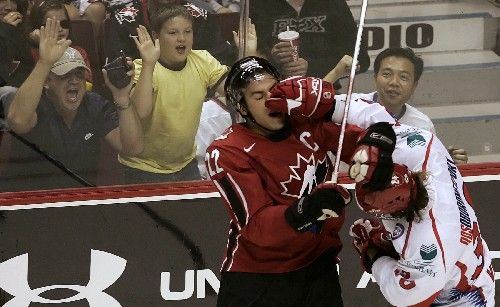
[278,30,300,61]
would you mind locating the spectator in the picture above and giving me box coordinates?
[120,5,252,183]
[103,0,235,65]
[335,47,468,164]
[29,0,94,86]
[348,131,494,305]
[249,0,370,79]
[205,56,389,306]
[0,0,33,87]
[1,18,143,191]
[64,0,106,45]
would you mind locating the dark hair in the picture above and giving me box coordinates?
[374,47,424,82]
[150,4,193,34]
[29,0,71,32]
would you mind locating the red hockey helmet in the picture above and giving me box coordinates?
[355,164,417,218]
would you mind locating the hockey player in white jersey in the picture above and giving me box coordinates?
[266,73,495,306]
[348,129,495,306]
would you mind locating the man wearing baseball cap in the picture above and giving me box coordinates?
[2,18,143,191]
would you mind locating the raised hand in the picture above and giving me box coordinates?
[233,18,257,56]
[38,18,72,66]
[323,55,359,83]
[133,25,160,65]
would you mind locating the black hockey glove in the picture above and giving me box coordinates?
[285,182,351,232]
[349,122,396,191]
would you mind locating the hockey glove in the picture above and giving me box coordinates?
[349,122,396,191]
[265,76,335,119]
[349,218,400,273]
[285,182,351,232]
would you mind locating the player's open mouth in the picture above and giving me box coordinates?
[269,111,283,118]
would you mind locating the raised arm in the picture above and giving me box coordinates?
[7,18,71,133]
[130,25,160,119]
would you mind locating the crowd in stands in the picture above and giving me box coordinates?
[0,0,470,192]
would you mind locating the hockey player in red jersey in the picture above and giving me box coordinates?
[205,56,397,306]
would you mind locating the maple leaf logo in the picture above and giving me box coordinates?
[185,4,207,19]
[280,153,328,198]
[115,6,139,24]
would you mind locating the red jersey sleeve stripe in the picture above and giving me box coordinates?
[429,208,446,268]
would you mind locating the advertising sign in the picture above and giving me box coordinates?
[0,180,498,306]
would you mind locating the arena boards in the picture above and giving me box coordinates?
[0,164,498,306]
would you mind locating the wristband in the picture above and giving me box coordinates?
[114,101,131,111]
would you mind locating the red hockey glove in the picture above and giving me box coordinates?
[285,182,351,232]
[265,76,335,119]
[349,122,396,191]
[349,218,400,273]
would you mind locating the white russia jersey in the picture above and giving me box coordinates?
[334,97,495,306]
[334,92,435,134]
[376,125,494,306]
[195,99,233,179]
[400,104,436,134]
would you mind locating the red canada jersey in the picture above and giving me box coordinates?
[205,119,362,273]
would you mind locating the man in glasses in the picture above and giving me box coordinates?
[1,18,143,191]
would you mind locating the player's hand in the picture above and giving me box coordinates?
[349,218,399,273]
[448,145,468,164]
[349,122,396,191]
[285,182,351,232]
[265,76,335,119]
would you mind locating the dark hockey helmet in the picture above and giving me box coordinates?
[224,56,281,110]
[355,164,417,218]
